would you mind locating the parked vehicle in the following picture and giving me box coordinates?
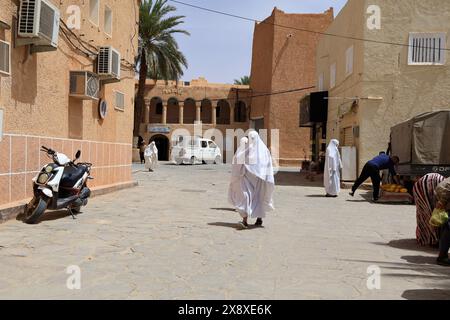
[390,110,450,178]
[23,146,93,224]
[171,136,222,165]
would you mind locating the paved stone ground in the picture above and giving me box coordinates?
[0,162,449,300]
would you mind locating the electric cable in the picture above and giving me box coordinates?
[169,0,450,52]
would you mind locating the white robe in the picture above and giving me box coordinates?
[144,142,158,171]
[324,139,342,196]
[228,132,275,218]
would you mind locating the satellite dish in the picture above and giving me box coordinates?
[99,99,107,119]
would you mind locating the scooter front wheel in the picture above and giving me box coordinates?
[25,198,48,224]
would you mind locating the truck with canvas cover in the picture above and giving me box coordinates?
[390,110,450,177]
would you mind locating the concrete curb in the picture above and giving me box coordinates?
[0,181,138,224]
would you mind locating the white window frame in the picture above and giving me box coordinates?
[318,73,324,91]
[89,0,100,26]
[330,63,336,89]
[115,91,125,111]
[0,40,11,76]
[408,32,446,65]
[345,46,354,76]
[104,5,113,37]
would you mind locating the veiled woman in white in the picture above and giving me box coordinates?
[228,131,275,229]
[144,141,158,172]
[324,139,342,197]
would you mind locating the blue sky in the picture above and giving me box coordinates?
[169,0,348,84]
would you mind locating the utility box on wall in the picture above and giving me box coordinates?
[341,146,357,181]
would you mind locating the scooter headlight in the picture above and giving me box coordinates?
[45,165,53,173]
[37,173,49,184]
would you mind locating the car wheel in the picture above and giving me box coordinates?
[190,156,197,165]
[214,155,222,164]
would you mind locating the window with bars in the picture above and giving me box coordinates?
[408,33,446,65]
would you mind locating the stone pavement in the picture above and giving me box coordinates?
[0,162,449,300]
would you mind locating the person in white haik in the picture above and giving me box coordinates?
[144,141,158,172]
[228,131,275,229]
[228,136,249,209]
[324,139,342,197]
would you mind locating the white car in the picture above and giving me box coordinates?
[171,137,222,165]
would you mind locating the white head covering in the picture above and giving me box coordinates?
[245,131,275,184]
[145,141,158,157]
[324,139,342,195]
[231,137,248,177]
[326,139,342,171]
[229,132,275,215]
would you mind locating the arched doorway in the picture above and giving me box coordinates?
[201,99,212,124]
[150,135,170,161]
[234,101,247,122]
[217,100,231,125]
[167,97,179,124]
[184,98,196,124]
[150,97,163,123]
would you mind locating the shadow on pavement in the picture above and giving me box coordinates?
[16,209,83,224]
[346,192,412,206]
[208,222,264,231]
[211,208,237,212]
[39,210,82,222]
[401,255,437,265]
[373,238,437,253]
[275,171,323,187]
[402,289,450,300]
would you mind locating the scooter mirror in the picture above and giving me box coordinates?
[75,150,81,160]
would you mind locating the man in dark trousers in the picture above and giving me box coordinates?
[349,154,400,202]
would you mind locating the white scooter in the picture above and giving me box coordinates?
[23,146,93,224]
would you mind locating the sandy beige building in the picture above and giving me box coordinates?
[0,0,139,215]
[314,0,450,175]
[250,7,334,166]
[136,77,251,162]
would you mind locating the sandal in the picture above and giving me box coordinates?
[255,218,263,227]
[238,221,248,229]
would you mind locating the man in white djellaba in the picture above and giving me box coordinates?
[144,141,158,172]
[228,131,275,229]
[324,139,343,197]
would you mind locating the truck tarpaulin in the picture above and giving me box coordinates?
[391,111,450,165]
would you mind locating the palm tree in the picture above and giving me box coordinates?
[233,76,250,86]
[134,0,189,136]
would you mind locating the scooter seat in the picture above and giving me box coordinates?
[60,166,87,188]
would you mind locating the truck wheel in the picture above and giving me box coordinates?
[25,198,48,224]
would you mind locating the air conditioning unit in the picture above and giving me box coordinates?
[0,40,11,76]
[97,46,121,83]
[17,0,60,50]
[69,71,100,100]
